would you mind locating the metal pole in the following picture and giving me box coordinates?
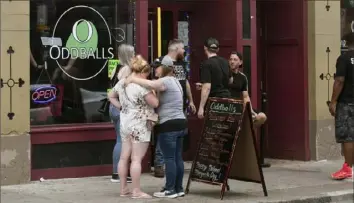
[260,92,271,168]
[157,7,161,57]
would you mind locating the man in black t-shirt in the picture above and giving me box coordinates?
[329,33,354,180]
[197,38,231,119]
[229,53,248,100]
[228,51,266,127]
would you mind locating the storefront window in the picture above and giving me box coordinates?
[30,0,135,126]
[341,0,354,52]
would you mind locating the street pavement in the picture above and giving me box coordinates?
[1,159,353,203]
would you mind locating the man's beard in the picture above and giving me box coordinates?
[177,53,184,61]
[230,66,237,71]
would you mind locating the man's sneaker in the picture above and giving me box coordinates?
[110,174,132,183]
[153,189,178,199]
[126,176,132,183]
[331,163,353,180]
[177,192,185,197]
[111,174,120,183]
[154,166,165,178]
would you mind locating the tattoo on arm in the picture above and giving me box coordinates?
[331,76,344,102]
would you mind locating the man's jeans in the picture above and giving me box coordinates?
[110,104,121,174]
[158,130,185,193]
[154,140,164,167]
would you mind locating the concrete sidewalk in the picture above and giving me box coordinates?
[1,159,353,203]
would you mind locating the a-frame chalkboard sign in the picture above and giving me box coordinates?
[185,97,268,200]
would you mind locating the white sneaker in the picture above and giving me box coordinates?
[110,178,120,183]
[110,174,132,183]
[177,192,185,197]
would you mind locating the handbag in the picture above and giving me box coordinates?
[98,98,110,116]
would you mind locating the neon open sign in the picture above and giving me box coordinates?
[31,85,57,104]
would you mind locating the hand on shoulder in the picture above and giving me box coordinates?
[124,75,133,86]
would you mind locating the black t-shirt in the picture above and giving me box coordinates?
[336,51,354,103]
[229,71,248,99]
[173,60,188,110]
[200,56,231,98]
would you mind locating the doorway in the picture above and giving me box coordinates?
[148,5,194,166]
[148,8,174,63]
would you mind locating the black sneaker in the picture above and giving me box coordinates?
[110,174,132,183]
[127,176,132,183]
[153,189,178,199]
[111,174,120,183]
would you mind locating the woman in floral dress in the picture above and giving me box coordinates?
[108,55,159,199]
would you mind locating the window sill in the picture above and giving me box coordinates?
[31,122,113,133]
[31,122,116,144]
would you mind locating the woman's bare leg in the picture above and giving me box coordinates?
[130,142,150,196]
[118,138,132,195]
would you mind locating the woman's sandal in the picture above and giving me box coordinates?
[131,192,152,199]
[120,190,132,197]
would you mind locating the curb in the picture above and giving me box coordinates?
[260,189,353,203]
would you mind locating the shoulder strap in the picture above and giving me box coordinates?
[172,77,183,97]
[110,64,122,88]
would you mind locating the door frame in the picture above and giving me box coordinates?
[236,0,259,109]
[257,1,270,156]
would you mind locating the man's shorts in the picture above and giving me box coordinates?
[335,102,354,143]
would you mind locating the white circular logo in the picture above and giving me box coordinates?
[51,5,113,81]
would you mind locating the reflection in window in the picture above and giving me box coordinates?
[243,46,251,96]
[29,0,135,125]
[242,0,251,39]
[341,1,354,53]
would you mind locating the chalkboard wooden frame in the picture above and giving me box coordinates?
[185,97,268,200]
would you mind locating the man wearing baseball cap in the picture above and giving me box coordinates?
[197,37,232,119]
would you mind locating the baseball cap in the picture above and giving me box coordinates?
[343,32,354,46]
[204,37,219,50]
[151,58,162,68]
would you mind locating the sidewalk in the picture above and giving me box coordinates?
[1,159,353,203]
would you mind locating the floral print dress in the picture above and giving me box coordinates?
[113,78,155,143]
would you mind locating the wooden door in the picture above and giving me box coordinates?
[258,0,309,160]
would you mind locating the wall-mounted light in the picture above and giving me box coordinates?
[325,0,330,11]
